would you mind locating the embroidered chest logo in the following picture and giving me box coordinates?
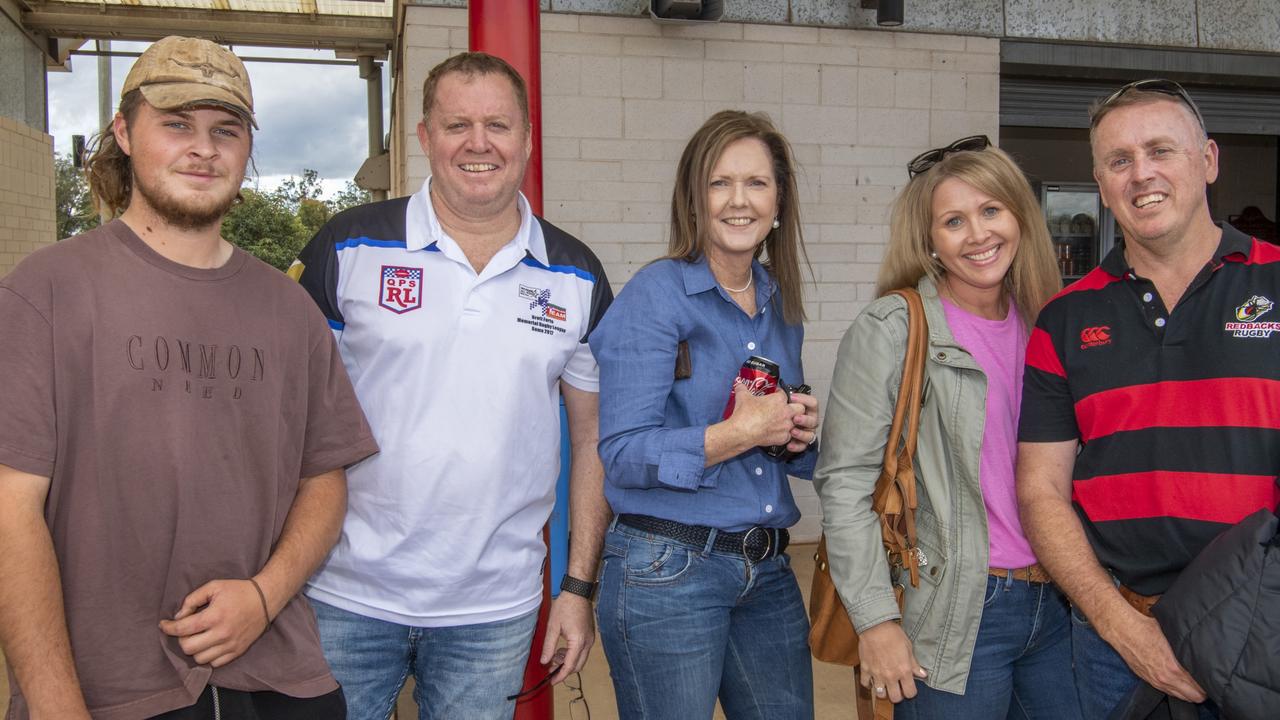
[379,265,423,314]
[520,284,567,322]
[1080,325,1112,349]
[1225,295,1278,338]
[516,284,569,336]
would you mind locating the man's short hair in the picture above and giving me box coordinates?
[421,52,531,129]
[1089,78,1208,145]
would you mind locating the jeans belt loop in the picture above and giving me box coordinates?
[703,527,719,556]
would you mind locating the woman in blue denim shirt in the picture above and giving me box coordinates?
[588,110,819,720]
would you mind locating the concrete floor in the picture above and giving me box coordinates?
[0,543,856,719]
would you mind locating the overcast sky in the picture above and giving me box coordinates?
[47,42,392,197]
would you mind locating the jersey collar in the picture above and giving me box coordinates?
[405,177,548,266]
[1100,222,1254,279]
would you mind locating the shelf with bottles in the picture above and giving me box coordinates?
[1053,239,1095,278]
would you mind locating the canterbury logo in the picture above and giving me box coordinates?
[1234,295,1274,322]
[1080,325,1111,349]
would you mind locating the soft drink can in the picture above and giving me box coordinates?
[722,355,782,419]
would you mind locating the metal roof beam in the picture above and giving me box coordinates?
[22,2,394,54]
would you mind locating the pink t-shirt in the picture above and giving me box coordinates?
[941,297,1037,569]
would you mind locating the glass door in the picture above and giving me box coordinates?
[1042,183,1103,282]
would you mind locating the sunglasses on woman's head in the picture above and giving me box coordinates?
[906,135,991,178]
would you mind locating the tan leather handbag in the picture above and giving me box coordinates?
[809,288,929,720]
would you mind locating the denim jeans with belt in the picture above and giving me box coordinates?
[596,520,814,720]
[895,574,1080,720]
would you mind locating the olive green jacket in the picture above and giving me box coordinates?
[814,276,992,694]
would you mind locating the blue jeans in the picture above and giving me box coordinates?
[1070,605,1218,720]
[311,599,538,720]
[596,522,814,720]
[896,574,1080,720]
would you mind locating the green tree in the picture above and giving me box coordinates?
[220,170,375,271]
[54,153,99,240]
[275,168,324,211]
[222,188,307,271]
[297,197,332,241]
[330,181,372,213]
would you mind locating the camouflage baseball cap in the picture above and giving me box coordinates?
[122,36,257,128]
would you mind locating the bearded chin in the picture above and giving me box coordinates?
[132,172,240,231]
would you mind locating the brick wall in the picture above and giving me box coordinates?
[399,8,1000,539]
[0,116,56,277]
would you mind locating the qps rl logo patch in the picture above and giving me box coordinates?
[379,265,423,314]
[1080,325,1111,349]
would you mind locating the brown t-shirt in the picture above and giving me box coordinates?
[0,221,379,719]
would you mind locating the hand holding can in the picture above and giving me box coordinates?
[721,356,807,457]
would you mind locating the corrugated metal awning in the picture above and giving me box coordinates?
[23,0,395,55]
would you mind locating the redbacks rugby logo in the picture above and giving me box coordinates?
[1080,325,1111,349]
[379,265,422,313]
[1225,295,1278,338]
[1234,295,1274,322]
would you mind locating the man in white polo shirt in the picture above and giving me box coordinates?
[290,52,613,720]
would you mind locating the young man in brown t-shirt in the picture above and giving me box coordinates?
[0,36,377,720]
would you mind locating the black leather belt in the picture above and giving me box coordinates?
[617,514,789,563]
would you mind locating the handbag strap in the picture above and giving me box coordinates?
[873,288,929,589]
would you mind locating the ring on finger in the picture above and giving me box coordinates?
[874,685,887,696]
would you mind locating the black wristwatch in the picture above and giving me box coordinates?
[560,574,597,600]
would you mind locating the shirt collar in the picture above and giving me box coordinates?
[1100,221,1254,278]
[405,176,546,265]
[1216,222,1256,264]
[680,254,776,299]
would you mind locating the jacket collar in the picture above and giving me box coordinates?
[916,275,966,352]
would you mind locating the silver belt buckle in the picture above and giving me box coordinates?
[742,526,772,563]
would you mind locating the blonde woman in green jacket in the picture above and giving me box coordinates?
[814,140,1075,719]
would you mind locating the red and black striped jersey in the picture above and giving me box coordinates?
[1019,223,1280,595]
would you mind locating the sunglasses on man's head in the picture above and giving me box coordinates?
[1092,78,1207,134]
[906,135,991,178]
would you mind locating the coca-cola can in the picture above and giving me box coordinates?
[722,355,782,419]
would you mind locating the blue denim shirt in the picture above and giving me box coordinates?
[589,256,816,532]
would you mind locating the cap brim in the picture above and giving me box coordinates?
[139,84,258,129]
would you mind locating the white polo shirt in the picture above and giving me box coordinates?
[295,179,612,626]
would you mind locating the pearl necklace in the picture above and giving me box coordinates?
[722,275,753,293]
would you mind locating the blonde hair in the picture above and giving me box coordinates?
[877,145,1061,327]
[667,110,811,325]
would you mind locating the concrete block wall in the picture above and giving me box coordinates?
[0,15,48,130]
[0,116,56,277]
[406,0,1280,56]
[399,7,1000,540]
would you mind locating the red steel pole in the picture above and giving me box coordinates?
[470,0,544,215]
[470,6,551,720]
